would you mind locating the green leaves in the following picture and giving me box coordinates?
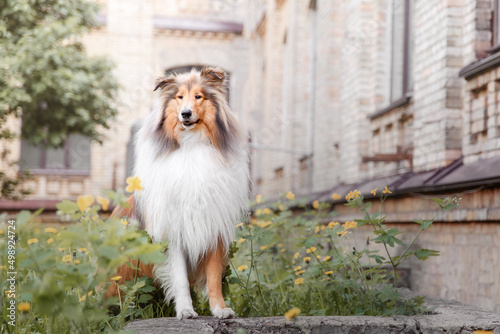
[56,199,79,214]
[372,228,403,247]
[0,194,166,332]
[414,219,433,230]
[414,248,439,260]
[432,197,460,211]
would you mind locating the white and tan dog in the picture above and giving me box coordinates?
[107,67,249,320]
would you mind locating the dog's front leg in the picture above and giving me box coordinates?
[206,244,235,319]
[168,247,198,320]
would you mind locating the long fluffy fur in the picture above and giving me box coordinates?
[133,67,249,317]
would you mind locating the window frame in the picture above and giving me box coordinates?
[371,0,412,119]
[492,0,500,52]
[20,136,91,176]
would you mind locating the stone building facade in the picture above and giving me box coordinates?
[242,0,500,313]
[1,0,499,314]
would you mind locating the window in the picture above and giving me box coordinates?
[388,0,413,104]
[274,166,284,178]
[19,134,91,174]
[493,0,500,47]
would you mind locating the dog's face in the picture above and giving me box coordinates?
[152,67,239,154]
[172,82,213,130]
[154,67,226,132]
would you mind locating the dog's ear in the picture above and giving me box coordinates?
[153,76,176,92]
[200,67,225,84]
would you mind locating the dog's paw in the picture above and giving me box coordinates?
[176,308,198,320]
[212,306,235,319]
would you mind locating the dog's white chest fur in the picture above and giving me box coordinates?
[135,130,249,261]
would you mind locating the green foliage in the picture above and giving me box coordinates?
[226,191,460,317]
[0,0,118,146]
[0,190,165,333]
[0,0,119,199]
[0,189,460,331]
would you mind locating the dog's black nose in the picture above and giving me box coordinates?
[181,109,192,119]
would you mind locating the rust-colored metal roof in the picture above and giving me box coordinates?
[316,156,500,203]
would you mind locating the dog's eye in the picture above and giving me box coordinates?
[195,95,202,100]
[177,95,183,99]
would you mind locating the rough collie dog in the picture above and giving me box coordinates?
[108,67,249,320]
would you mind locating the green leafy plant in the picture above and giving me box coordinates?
[0,190,165,333]
[0,186,459,332]
[227,188,460,317]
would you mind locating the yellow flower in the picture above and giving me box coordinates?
[294,277,304,285]
[277,243,284,248]
[306,247,317,254]
[344,221,358,229]
[312,200,319,209]
[238,238,246,244]
[328,221,339,228]
[58,247,66,251]
[314,226,320,233]
[331,193,341,201]
[97,196,110,211]
[79,295,86,302]
[77,195,95,212]
[260,245,267,250]
[74,260,80,264]
[237,265,248,271]
[279,204,285,211]
[255,194,262,204]
[44,227,58,234]
[316,255,321,260]
[78,248,87,252]
[325,271,333,275]
[284,307,301,321]
[111,275,122,281]
[293,266,302,271]
[345,189,361,201]
[383,186,392,194]
[304,257,311,263]
[295,270,305,275]
[62,255,72,263]
[18,302,30,312]
[27,238,38,245]
[371,188,378,196]
[323,256,331,261]
[235,223,244,228]
[321,225,326,231]
[337,231,347,238]
[280,248,286,253]
[0,229,3,235]
[47,238,54,244]
[120,218,128,226]
[294,252,300,259]
[260,221,271,228]
[126,176,143,193]
[255,209,262,216]
[286,191,295,200]
[262,208,272,215]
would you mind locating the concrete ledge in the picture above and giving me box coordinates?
[125,297,500,333]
